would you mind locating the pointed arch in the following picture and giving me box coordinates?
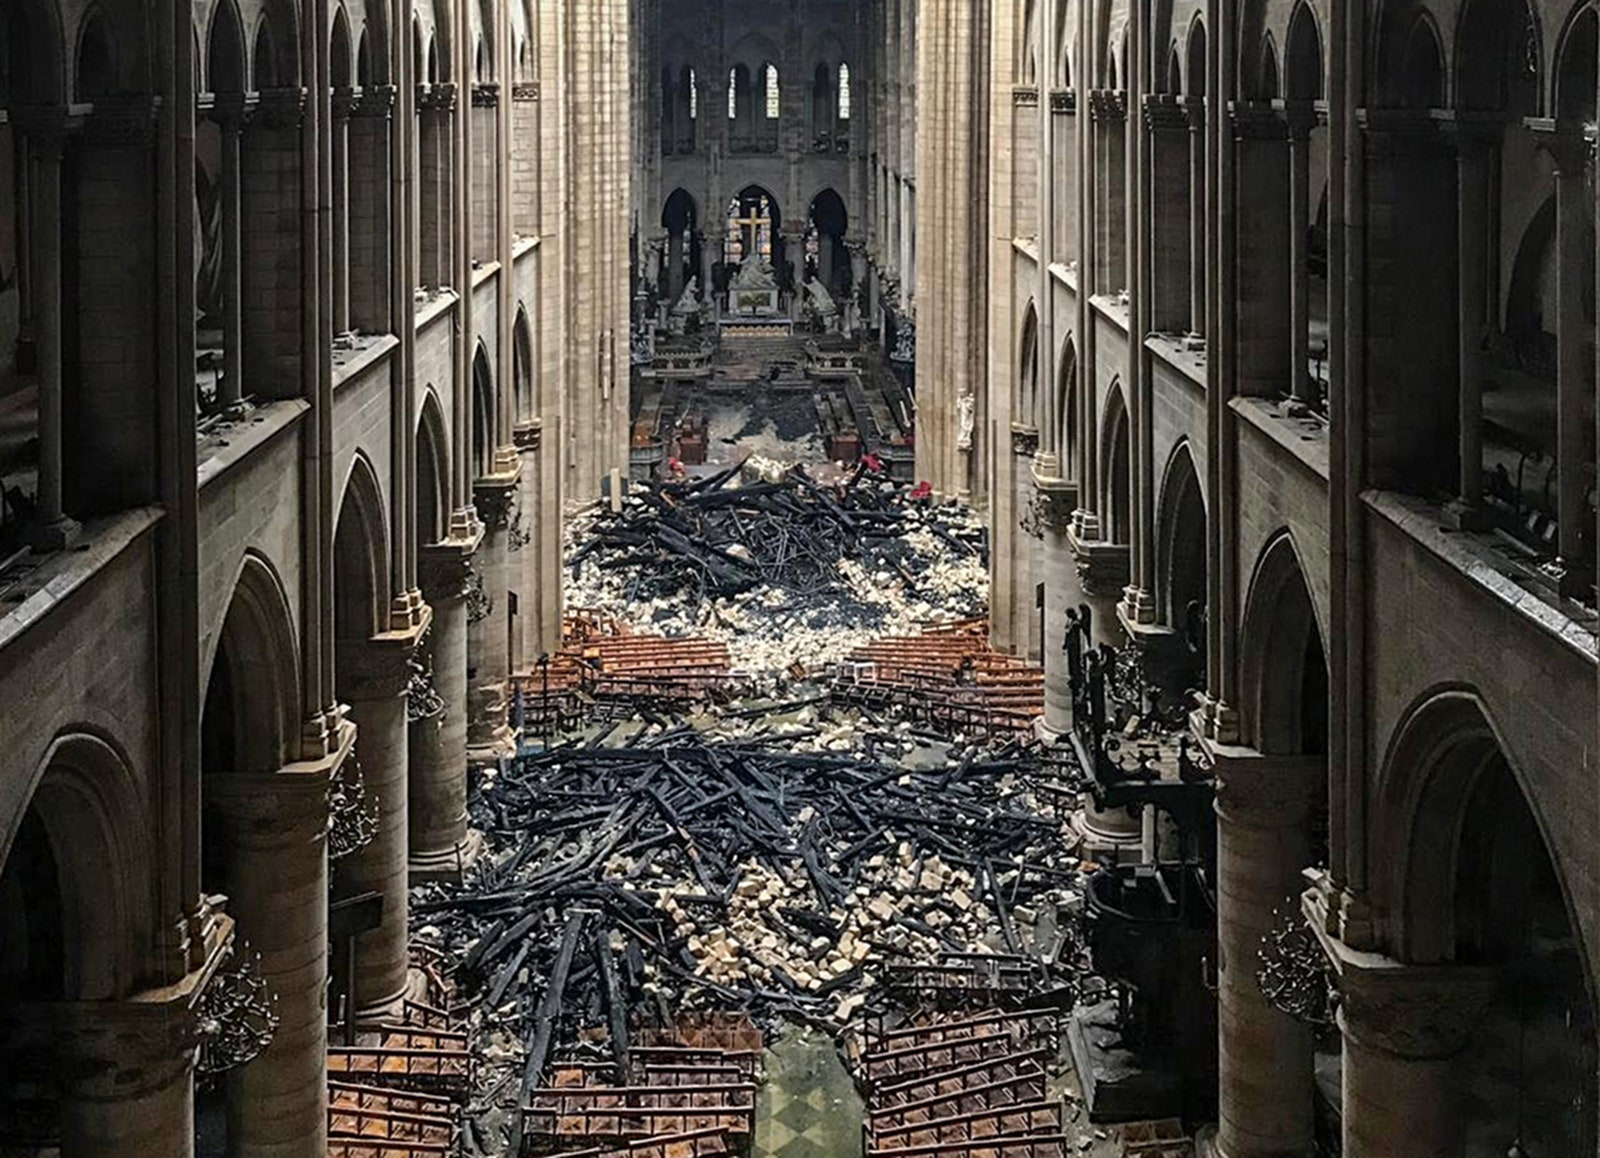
[1017,302,1040,426]
[1455,0,1540,114]
[1554,3,1598,121]
[206,0,247,94]
[471,343,495,478]
[333,452,391,644]
[73,7,116,100]
[812,61,834,129]
[1155,441,1206,642]
[1163,42,1181,95]
[1184,15,1207,98]
[0,733,154,1002]
[1255,31,1281,100]
[512,306,535,423]
[252,13,280,88]
[1371,687,1597,1151]
[1393,12,1446,108]
[1284,2,1323,102]
[2,0,65,103]
[1238,531,1327,755]
[1101,382,1131,543]
[1021,0,1039,83]
[417,390,450,546]
[202,551,303,776]
[1057,336,1078,477]
[330,5,353,89]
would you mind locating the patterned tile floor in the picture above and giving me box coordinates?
[754,1025,865,1158]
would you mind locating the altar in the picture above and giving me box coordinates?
[726,257,781,317]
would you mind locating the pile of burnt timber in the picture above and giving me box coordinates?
[515,612,742,731]
[568,461,971,606]
[859,976,1071,1158]
[833,620,1045,738]
[413,731,1083,1154]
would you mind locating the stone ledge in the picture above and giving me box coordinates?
[1229,394,1330,480]
[1145,331,1208,392]
[197,398,309,489]
[331,333,399,392]
[1364,488,1599,662]
[0,506,164,653]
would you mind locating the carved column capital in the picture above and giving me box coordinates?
[1066,524,1131,597]
[2,914,242,1100]
[250,86,308,129]
[417,82,457,113]
[1142,93,1189,134]
[1010,423,1040,458]
[353,83,397,119]
[336,607,433,701]
[1335,955,1496,1061]
[1203,744,1323,829]
[205,724,353,849]
[79,94,161,146]
[1031,473,1077,534]
[513,417,542,452]
[473,473,520,531]
[1526,117,1594,174]
[331,85,361,120]
[1088,89,1128,123]
[419,537,480,602]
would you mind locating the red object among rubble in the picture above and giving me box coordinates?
[861,451,884,473]
[909,480,933,501]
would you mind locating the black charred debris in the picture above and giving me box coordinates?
[413,728,1087,1151]
[567,462,987,606]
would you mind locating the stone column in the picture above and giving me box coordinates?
[1286,106,1315,405]
[468,478,519,765]
[1449,127,1491,526]
[334,617,428,1020]
[512,417,544,661]
[332,89,353,336]
[24,119,78,551]
[1187,99,1206,337]
[1337,957,1495,1158]
[1552,134,1589,589]
[207,733,348,1158]
[1232,105,1290,400]
[1146,98,1191,334]
[1208,747,1321,1158]
[1037,472,1077,737]
[412,540,480,879]
[216,101,249,408]
[1011,428,1041,663]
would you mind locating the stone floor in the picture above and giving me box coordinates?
[754,1026,865,1158]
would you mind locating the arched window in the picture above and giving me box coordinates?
[764,62,780,118]
[838,62,851,119]
[688,66,697,118]
[727,67,737,118]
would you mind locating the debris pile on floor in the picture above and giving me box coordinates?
[564,462,988,672]
[413,726,1087,1154]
